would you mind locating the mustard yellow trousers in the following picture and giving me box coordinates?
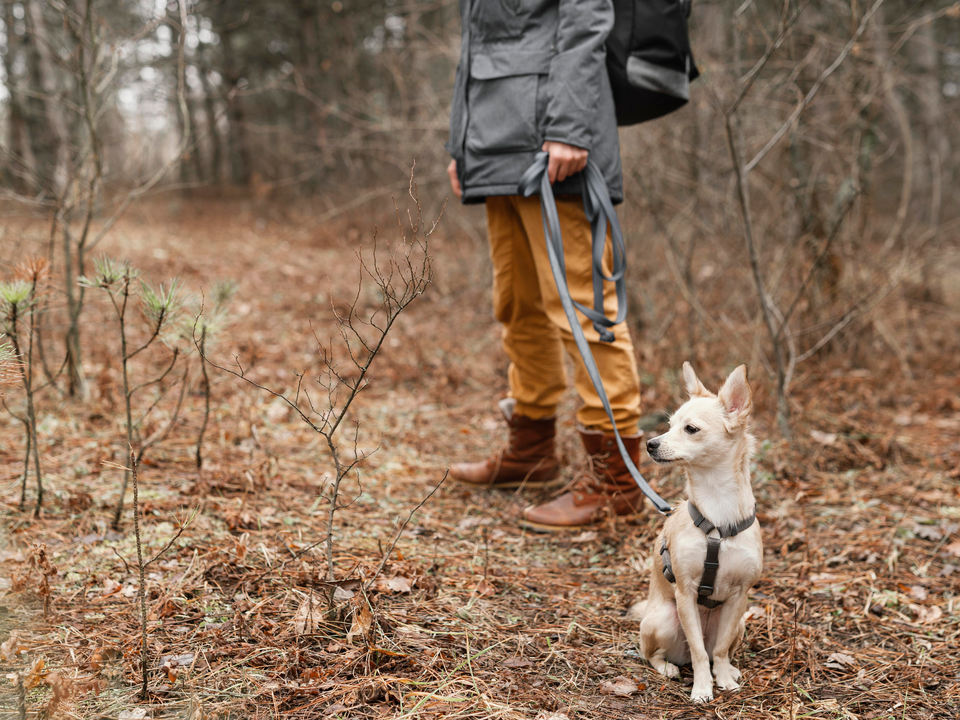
[485,194,641,433]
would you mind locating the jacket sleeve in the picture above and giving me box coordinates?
[542,0,615,151]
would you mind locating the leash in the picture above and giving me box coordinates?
[518,152,671,515]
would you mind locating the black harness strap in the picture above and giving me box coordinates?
[661,502,756,608]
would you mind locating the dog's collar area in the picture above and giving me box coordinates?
[688,502,756,539]
[661,503,757,608]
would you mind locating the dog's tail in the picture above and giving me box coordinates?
[623,600,647,622]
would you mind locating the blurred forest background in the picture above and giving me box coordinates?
[2,0,958,407]
[1,1,959,718]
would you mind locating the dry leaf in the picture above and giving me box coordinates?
[536,713,571,720]
[600,676,639,696]
[332,586,355,602]
[908,585,928,601]
[294,595,324,635]
[386,576,412,593]
[503,657,533,668]
[457,516,491,531]
[346,601,373,645]
[118,710,147,720]
[912,524,942,542]
[743,605,767,621]
[826,652,857,666]
[42,672,73,716]
[0,631,23,661]
[472,578,496,598]
[570,531,599,543]
[944,541,960,558]
[89,646,122,671]
[23,658,45,689]
[810,430,837,445]
[915,605,942,625]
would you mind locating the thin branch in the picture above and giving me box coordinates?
[743,0,885,174]
[366,471,448,592]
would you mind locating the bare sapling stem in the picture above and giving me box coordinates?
[2,274,45,514]
[724,115,791,436]
[131,449,149,700]
[197,328,211,469]
[200,167,442,583]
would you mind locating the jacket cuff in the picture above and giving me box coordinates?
[542,134,591,152]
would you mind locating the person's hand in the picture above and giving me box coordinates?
[447,159,462,199]
[543,141,588,184]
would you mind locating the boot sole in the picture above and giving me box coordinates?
[518,518,596,533]
[449,474,567,491]
[519,509,644,534]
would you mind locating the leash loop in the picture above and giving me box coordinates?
[518,152,671,515]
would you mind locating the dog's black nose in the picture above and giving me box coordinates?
[646,438,660,453]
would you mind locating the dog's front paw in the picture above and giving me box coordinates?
[690,685,713,703]
[714,661,741,691]
[661,662,680,679]
[690,668,713,703]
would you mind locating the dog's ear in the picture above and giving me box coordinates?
[682,362,714,399]
[719,364,752,425]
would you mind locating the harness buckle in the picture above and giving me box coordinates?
[704,560,720,569]
[698,585,714,596]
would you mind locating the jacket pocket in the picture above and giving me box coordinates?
[474,0,528,41]
[466,74,541,154]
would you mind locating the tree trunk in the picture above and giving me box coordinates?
[26,0,69,196]
[220,28,251,185]
[1,1,37,192]
[197,41,223,183]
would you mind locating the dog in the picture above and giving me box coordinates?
[626,362,762,703]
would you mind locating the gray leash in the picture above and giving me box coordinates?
[518,152,671,515]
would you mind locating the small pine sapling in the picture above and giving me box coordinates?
[0,336,17,388]
[79,257,187,529]
[0,259,57,516]
[185,279,237,470]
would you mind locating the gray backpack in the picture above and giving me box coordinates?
[607,0,700,125]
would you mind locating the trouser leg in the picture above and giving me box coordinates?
[512,194,641,433]
[485,196,567,419]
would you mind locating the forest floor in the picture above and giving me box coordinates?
[0,196,958,719]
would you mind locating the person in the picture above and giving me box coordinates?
[445,0,646,532]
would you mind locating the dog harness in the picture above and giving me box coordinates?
[660,502,756,609]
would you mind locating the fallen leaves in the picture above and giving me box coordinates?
[810,430,837,445]
[825,652,857,669]
[294,594,324,635]
[0,631,24,660]
[346,601,373,646]
[599,676,642,696]
[118,710,148,720]
[374,575,413,594]
[89,646,122,671]
[914,605,943,625]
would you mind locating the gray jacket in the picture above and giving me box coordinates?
[447,0,623,204]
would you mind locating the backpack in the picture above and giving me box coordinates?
[606,0,700,126]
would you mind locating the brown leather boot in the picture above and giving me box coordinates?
[519,428,646,532]
[450,399,562,490]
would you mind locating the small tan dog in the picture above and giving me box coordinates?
[627,362,762,703]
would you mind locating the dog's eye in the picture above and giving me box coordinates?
[684,425,700,435]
